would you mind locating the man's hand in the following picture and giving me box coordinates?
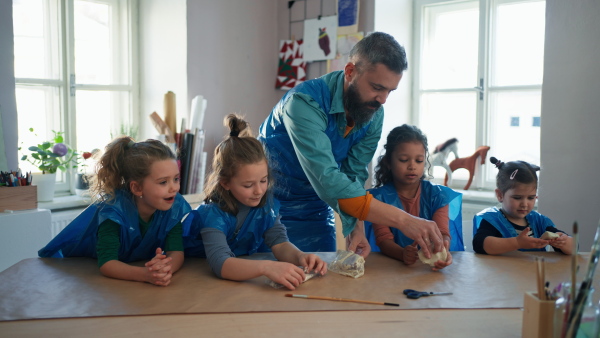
[346,221,371,258]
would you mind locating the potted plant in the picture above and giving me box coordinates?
[19,128,78,201]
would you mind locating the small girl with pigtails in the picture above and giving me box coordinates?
[39,137,191,286]
[183,114,327,290]
[472,157,573,255]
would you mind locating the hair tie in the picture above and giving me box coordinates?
[229,131,239,137]
[491,157,504,169]
[510,169,518,180]
[126,140,135,149]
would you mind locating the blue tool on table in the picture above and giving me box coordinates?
[403,289,453,299]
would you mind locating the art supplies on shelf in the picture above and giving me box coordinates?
[148,92,208,196]
[0,170,31,187]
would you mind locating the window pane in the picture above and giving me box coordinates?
[16,85,62,173]
[74,0,129,84]
[487,90,541,180]
[75,90,132,152]
[420,92,477,181]
[421,2,479,89]
[12,0,61,79]
[491,0,545,86]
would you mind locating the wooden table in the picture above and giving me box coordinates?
[0,251,596,337]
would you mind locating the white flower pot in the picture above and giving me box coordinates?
[32,172,56,202]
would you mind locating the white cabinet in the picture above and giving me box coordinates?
[0,209,52,272]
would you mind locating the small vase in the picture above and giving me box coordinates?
[75,173,90,197]
[32,172,56,202]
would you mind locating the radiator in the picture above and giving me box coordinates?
[50,209,84,238]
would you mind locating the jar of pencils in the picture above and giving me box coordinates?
[554,285,599,338]
[577,296,599,338]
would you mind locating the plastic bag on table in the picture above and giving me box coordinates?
[328,250,365,278]
[266,269,319,289]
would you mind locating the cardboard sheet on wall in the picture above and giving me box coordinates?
[327,32,364,73]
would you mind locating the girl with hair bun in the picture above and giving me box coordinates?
[183,114,327,290]
[472,157,573,255]
[39,137,191,286]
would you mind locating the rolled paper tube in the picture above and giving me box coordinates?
[164,91,177,138]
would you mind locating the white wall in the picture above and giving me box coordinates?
[374,0,413,161]
[186,0,282,165]
[0,0,18,171]
[539,0,600,251]
[138,0,188,140]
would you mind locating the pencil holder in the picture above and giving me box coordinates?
[522,291,556,338]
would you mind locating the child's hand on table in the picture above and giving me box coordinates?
[264,261,306,290]
[403,242,419,265]
[299,253,328,276]
[144,247,174,286]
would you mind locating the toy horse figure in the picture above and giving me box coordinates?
[429,138,459,185]
[444,146,491,190]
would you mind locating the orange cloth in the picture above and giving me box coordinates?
[344,125,353,137]
[373,185,450,246]
[338,193,373,221]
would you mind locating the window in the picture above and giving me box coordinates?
[413,0,545,190]
[13,0,138,194]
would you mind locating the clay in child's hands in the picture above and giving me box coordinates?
[418,247,448,267]
[540,231,559,240]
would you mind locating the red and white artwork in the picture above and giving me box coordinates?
[275,39,307,90]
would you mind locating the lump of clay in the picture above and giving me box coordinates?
[418,247,448,267]
[540,231,560,240]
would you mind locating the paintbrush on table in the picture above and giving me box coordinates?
[285,293,399,307]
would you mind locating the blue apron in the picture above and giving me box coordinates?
[182,198,280,257]
[473,207,554,252]
[365,181,464,252]
[38,190,191,261]
[258,73,371,252]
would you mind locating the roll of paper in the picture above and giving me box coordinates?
[190,95,207,130]
[164,91,177,137]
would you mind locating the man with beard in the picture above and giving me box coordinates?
[258,32,443,258]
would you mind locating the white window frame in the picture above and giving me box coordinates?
[412,0,544,191]
[14,0,138,195]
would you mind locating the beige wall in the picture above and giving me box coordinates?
[185,0,282,166]
[539,0,600,250]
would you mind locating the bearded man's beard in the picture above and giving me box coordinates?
[343,82,381,126]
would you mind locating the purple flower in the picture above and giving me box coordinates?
[53,143,68,157]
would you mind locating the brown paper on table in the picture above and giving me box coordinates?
[0,252,597,322]
[164,91,177,139]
